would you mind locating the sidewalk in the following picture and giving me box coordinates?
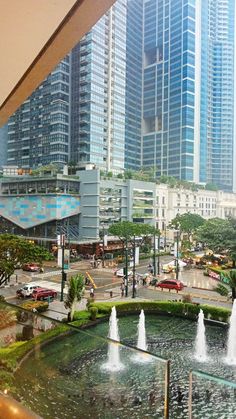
[46,298,87,321]
[44,289,147,321]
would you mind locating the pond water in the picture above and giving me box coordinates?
[14,314,236,418]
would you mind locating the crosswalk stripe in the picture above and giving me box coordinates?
[28,280,68,294]
[32,269,75,278]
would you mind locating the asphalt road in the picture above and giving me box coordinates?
[0,255,231,310]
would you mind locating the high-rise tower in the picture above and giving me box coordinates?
[6,57,70,168]
[70,0,127,173]
[124,0,143,170]
[200,0,235,191]
[142,0,235,191]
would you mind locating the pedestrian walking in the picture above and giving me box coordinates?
[90,286,94,298]
[120,282,125,297]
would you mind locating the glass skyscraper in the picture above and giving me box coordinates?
[6,57,70,168]
[200,0,235,191]
[70,0,127,173]
[3,0,235,192]
[142,0,235,190]
[124,0,143,170]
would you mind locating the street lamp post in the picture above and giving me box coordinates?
[59,234,67,302]
[157,234,160,275]
[175,230,179,280]
[132,235,136,298]
[102,224,105,268]
[153,232,156,276]
[164,226,167,252]
[125,237,128,297]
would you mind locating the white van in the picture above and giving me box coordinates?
[17,283,40,298]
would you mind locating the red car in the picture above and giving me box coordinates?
[156,279,184,292]
[32,288,57,300]
[22,263,41,272]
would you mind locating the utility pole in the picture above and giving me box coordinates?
[59,234,67,302]
[132,235,136,298]
[153,231,156,276]
[102,224,105,268]
[176,230,179,280]
[157,234,160,275]
[125,237,128,297]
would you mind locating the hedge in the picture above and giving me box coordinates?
[89,301,231,323]
[20,301,49,313]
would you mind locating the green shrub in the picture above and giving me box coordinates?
[20,301,49,313]
[200,304,230,322]
[89,307,98,321]
[72,310,90,321]
[90,301,231,323]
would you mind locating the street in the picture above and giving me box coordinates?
[0,255,231,314]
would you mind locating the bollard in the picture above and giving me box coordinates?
[110,290,113,298]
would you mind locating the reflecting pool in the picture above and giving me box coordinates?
[14,314,236,418]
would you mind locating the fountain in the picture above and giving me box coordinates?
[101,306,124,371]
[194,309,208,362]
[15,313,236,419]
[137,309,147,351]
[132,310,152,363]
[225,299,236,365]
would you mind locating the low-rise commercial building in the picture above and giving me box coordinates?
[0,168,235,249]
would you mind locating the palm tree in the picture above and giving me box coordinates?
[64,274,84,321]
[214,270,236,301]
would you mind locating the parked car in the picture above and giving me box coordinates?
[16,284,41,298]
[32,288,57,301]
[156,279,184,292]
[22,263,41,272]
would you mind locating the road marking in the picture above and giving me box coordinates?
[24,280,68,294]
[32,269,76,279]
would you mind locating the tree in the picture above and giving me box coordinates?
[68,161,77,175]
[64,274,85,321]
[195,218,236,262]
[108,221,155,245]
[169,213,205,241]
[109,222,158,297]
[205,183,218,191]
[31,163,60,176]
[228,216,236,267]
[214,270,236,301]
[0,234,53,287]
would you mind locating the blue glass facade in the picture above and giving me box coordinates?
[203,0,235,191]
[142,0,235,190]
[124,0,143,170]
[142,0,196,181]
